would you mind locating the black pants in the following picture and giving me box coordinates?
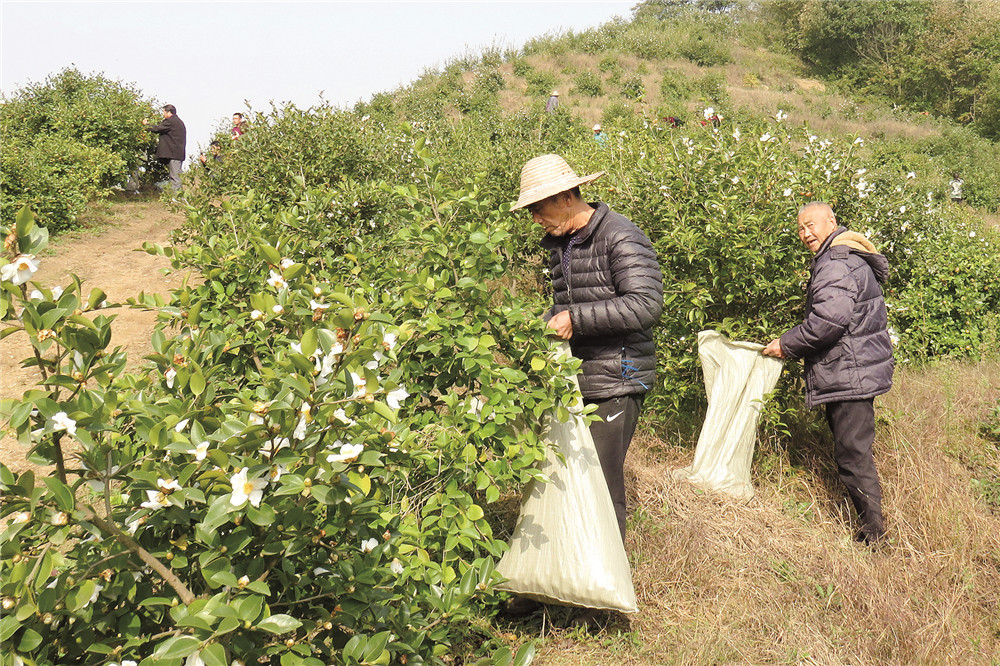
[825,399,885,541]
[585,393,645,543]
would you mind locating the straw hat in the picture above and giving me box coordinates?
[550,90,560,96]
[511,154,604,211]
[592,124,602,131]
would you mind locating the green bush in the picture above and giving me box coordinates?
[571,72,604,97]
[510,58,533,78]
[524,69,558,97]
[0,67,158,231]
[698,71,730,106]
[0,135,123,233]
[678,31,733,66]
[659,69,693,102]
[620,75,646,100]
[1,157,566,665]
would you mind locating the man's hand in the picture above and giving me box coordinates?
[546,310,573,340]
[762,338,785,359]
[142,118,148,126]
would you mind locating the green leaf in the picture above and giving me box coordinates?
[0,615,19,642]
[190,369,206,396]
[201,643,228,666]
[512,641,536,666]
[257,613,302,634]
[42,477,75,512]
[153,635,200,659]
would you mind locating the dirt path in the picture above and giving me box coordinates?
[1,199,189,473]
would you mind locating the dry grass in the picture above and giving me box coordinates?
[516,360,1000,664]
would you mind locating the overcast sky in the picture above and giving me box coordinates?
[1,1,632,153]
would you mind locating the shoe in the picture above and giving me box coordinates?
[502,596,542,617]
[854,529,888,550]
[569,608,606,631]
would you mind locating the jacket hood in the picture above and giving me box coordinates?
[827,228,890,283]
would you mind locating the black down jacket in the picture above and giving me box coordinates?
[542,203,664,398]
[148,115,187,162]
[780,227,894,408]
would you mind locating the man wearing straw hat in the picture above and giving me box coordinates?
[512,154,663,543]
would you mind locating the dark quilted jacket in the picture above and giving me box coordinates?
[541,203,663,398]
[780,227,894,408]
[148,115,187,162]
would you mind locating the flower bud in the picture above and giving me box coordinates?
[1,597,15,610]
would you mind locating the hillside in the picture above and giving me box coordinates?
[3,3,1000,666]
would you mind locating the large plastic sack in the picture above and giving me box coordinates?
[496,343,638,613]
[673,330,783,499]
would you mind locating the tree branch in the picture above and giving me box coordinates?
[77,504,196,605]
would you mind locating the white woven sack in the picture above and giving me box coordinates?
[496,344,638,612]
[673,330,784,499]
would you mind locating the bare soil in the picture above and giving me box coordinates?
[1,198,189,473]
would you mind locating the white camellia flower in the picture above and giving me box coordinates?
[327,442,364,464]
[703,107,715,120]
[82,583,103,607]
[313,286,323,297]
[187,441,210,461]
[269,464,286,482]
[258,437,289,456]
[230,467,268,507]
[732,128,741,141]
[310,299,328,311]
[386,387,410,410]
[854,137,864,145]
[279,258,294,269]
[185,653,206,666]
[272,304,284,315]
[360,537,378,553]
[266,270,287,291]
[248,413,264,426]
[174,418,190,433]
[293,416,307,440]
[121,661,138,666]
[906,171,916,179]
[333,408,355,425]
[250,309,264,321]
[775,109,787,121]
[51,511,69,526]
[141,490,169,510]
[349,371,367,398]
[158,478,182,493]
[11,511,30,523]
[759,132,772,143]
[783,188,793,197]
[29,289,44,301]
[52,285,64,299]
[165,367,177,388]
[1,254,39,285]
[390,558,405,575]
[52,412,77,436]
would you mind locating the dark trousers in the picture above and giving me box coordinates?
[825,399,885,541]
[585,393,645,543]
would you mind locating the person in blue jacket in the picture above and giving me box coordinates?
[762,202,894,547]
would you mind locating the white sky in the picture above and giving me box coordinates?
[1,1,632,152]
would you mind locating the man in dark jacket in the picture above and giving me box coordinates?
[512,154,664,542]
[762,202,894,546]
[143,104,187,192]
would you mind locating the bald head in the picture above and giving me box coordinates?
[797,202,838,253]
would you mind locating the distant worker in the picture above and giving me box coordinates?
[949,173,964,203]
[143,104,187,193]
[546,90,559,113]
[664,116,683,128]
[592,123,607,146]
[199,140,223,169]
[231,112,247,140]
[762,202,894,548]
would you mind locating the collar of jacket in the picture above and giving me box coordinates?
[540,202,608,250]
[811,225,846,264]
